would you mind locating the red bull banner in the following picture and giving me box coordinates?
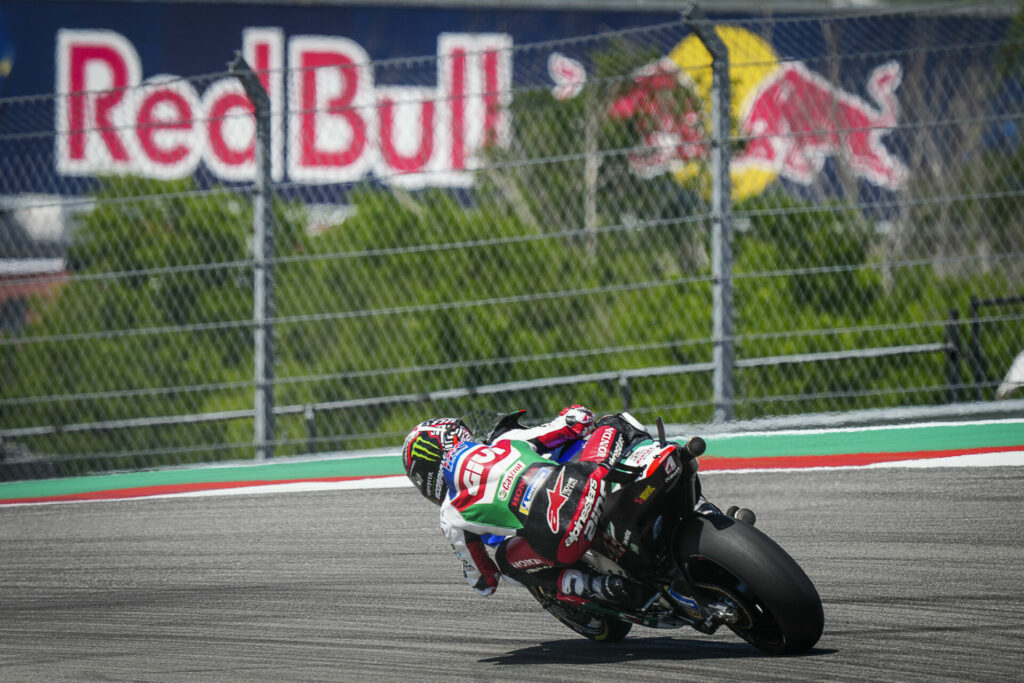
[0,3,1013,200]
[608,26,908,199]
[55,28,511,188]
[52,23,910,194]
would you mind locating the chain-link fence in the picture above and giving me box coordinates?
[1,5,1022,478]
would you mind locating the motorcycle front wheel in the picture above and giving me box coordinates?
[675,512,824,655]
[526,585,633,643]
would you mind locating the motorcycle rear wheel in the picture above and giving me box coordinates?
[526,585,633,643]
[675,513,824,655]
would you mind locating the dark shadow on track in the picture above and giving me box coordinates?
[480,636,837,666]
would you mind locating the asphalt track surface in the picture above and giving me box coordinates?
[3,466,1023,682]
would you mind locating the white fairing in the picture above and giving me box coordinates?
[621,440,664,469]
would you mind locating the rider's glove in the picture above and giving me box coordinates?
[502,405,596,454]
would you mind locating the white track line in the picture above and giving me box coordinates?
[5,451,1023,507]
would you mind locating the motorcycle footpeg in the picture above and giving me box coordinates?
[725,506,757,526]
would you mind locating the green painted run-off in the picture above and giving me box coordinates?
[702,420,1024,458]
[0,455,399,502]
[1,420,1022,503]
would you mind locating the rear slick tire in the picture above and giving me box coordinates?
[675,512,824,655]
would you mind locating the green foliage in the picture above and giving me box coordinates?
[4,31,1022,471]
[997,5,1024,83]
[730,191,1019,417]
[2,167,1017,471]
[735,194,882,317]
[0,177,310,470]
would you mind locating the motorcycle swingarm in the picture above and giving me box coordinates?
[573,597,699,631]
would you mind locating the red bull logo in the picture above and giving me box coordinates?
[55,28,511,188]
[608,26,907,199]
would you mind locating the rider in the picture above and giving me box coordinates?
[401,405,652,605]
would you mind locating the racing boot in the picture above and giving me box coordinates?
[558,569,647,608]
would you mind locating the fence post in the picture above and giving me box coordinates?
[686,6,735,423]
[968,294,984,401]
[618,373,632,411]
[230,54,276,460]
[304,405,317,455]
[945,308,961,403]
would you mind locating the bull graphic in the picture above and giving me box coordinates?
[608,56,907,192]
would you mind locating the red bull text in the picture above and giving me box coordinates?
[55,28,511,188]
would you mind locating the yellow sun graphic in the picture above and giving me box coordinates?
[668,26,781,200]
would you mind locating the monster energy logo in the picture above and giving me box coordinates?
[411,436,443,462]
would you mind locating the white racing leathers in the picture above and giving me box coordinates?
[437,407,595,595]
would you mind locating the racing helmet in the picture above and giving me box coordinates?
[401,418,473,504]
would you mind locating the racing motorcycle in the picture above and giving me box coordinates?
[480,411,824,655]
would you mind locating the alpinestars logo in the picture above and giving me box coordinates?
[564,478,605,548]
[546,469,575,533]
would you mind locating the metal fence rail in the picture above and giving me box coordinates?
[0,341,971,450]
[1,4,1023,477]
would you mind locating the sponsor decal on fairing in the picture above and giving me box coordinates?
[545,469,577,533]
[662,451,680,480]
[633,484,656,505]
[519,467,550,515]
[643,445,680,480]
[624,443,660,469]
[510,476,528,508]
[497,460,525,502]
